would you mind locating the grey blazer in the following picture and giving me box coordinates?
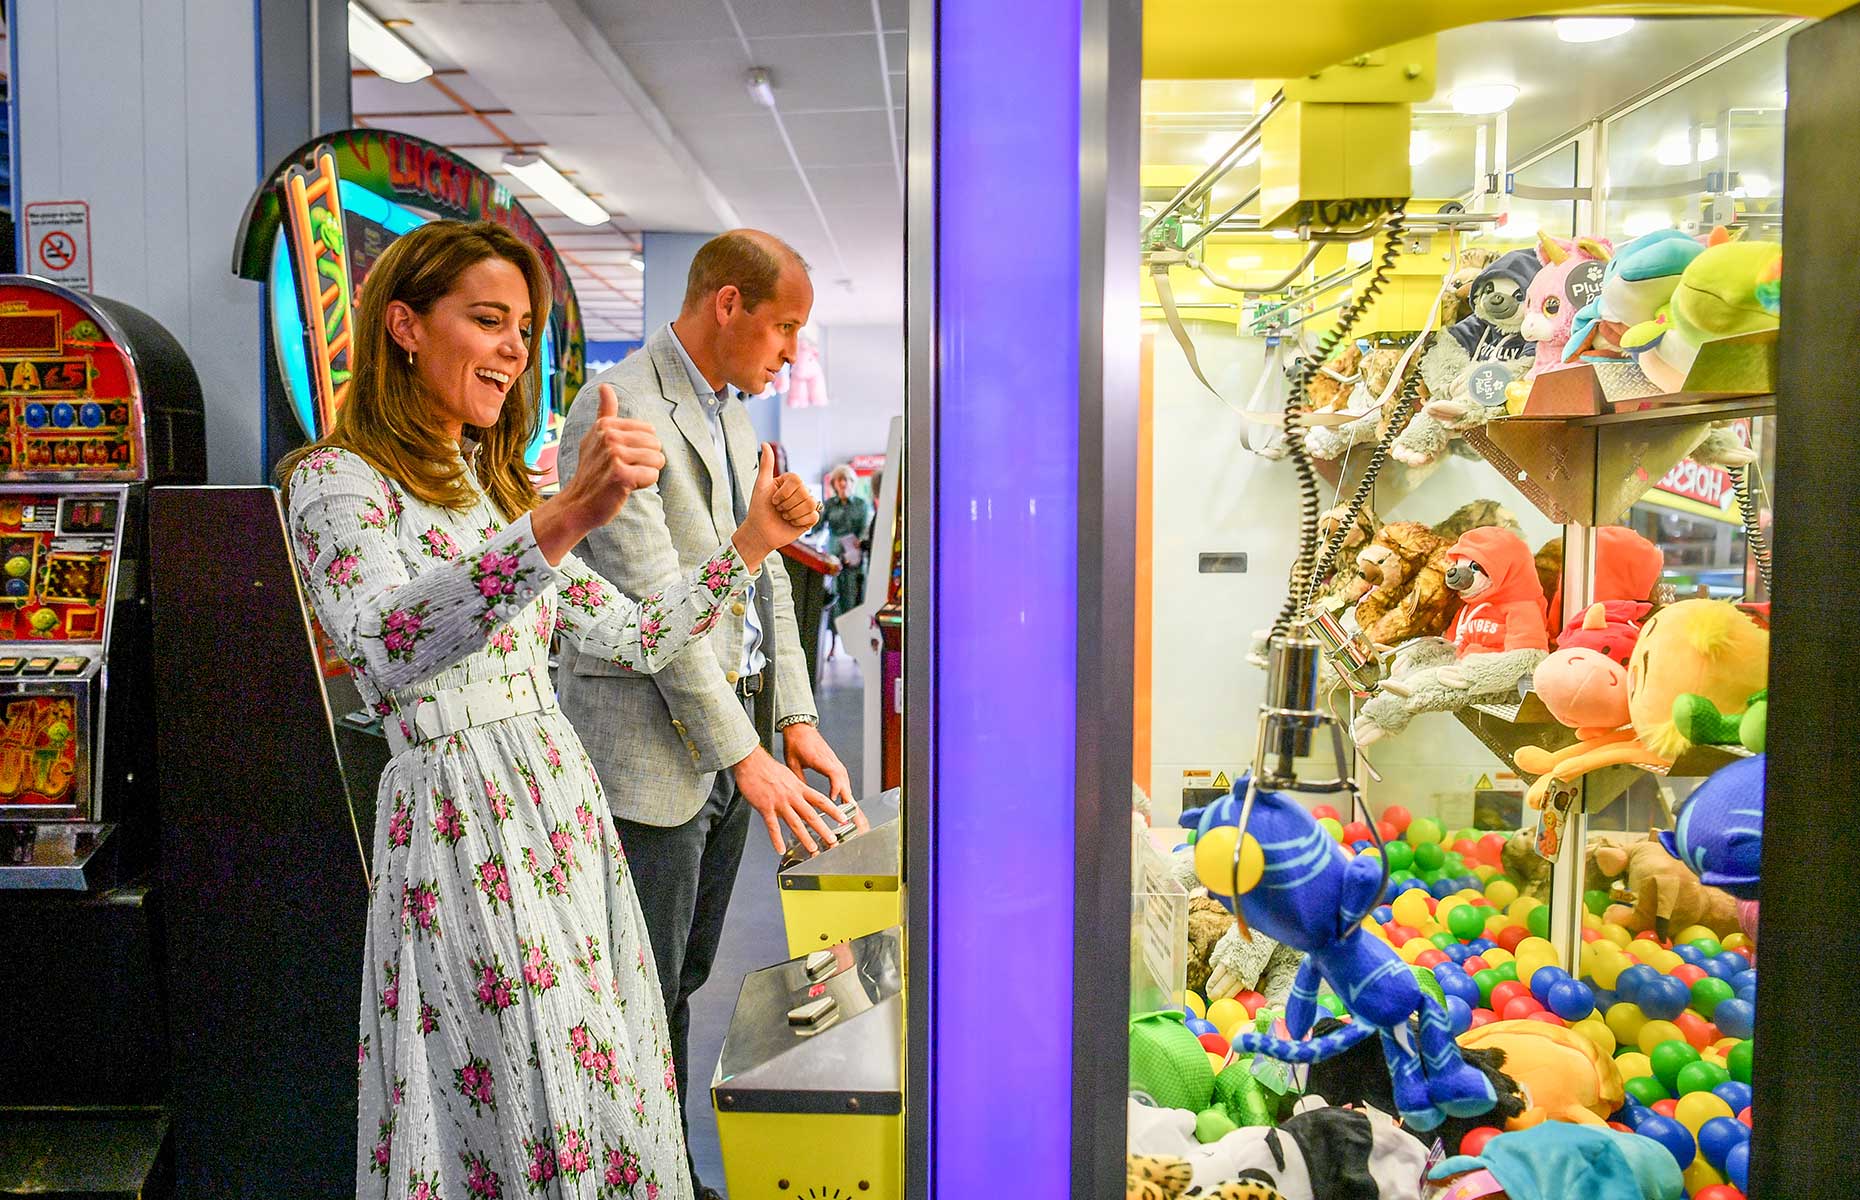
[556,325,817,828]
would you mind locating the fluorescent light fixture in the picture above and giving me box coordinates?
[1347,239,1373,265]
[1622,210,1672,238]
[1499,213,1540,241]
[1452,84,1519,115]
[1739,172,1773,199]
[1409,130,1433,165]
[1198,134,1258,167]
[347,3,432,84]
[1555,17,1634,43]
[501,154,610,226]
[1270,229,1299,241]
[625,253,645,272]
[746,68,776,110]
[1657,128,1718,167]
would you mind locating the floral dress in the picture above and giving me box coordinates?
[288,447,754,1200]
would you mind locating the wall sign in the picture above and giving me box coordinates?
[23,203,92,293]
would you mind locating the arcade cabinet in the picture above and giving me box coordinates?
[0,276,205,1194]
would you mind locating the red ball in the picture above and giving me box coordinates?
[1198,1031,1230,1056]
[1607,1121,1633,1133]
[1415,949,1449,969]
[1490,981,1531,1011]
[1469,897,1494,909]
[1458,1126,1502,1157]
[1452,838,1479,858]
[1375,821,1399,845]
[1381,805,1413,834]
[1496,926,1531,953]
[1731,946,1756,963]
[1463,957,1490,974]
[1312,805,1340,821]
[1469,1008,1500,1030]
[1652,1099,1681,1118]
[1582,928,1602,943]
[1235,990,1267,1016]
[1693,1188,1746,1200]
[1636,930,1663,943]
[1525,1010,1567,1026]
[1343,821,1372,844]
[1477,833,1508,866]
[1671,964,1708,987]
[1502,996,1546,1021]
[1387,924,1421,946]
[1738,1107,1753,1127]
[1674,1012,1719,1049]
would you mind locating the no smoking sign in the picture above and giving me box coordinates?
[24,201,92,292]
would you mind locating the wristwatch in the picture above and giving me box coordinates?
[775,713,818,732]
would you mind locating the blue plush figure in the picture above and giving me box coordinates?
[1564,228,1707,365]
[1659,753,1764,899]
[1181,781,1498,1131]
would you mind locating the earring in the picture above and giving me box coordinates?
[407,347,416,366]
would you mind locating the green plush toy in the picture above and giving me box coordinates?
[1672,688,1767,754]
[1621,233,1781,393]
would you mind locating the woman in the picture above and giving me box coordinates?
[281,220,817,1200]
[814,464,873,621]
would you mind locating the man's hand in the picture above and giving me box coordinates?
[732,745,846,854]
[783,722,868,833]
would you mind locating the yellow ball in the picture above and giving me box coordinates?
[1485,879,1520,908]
[1614,1051,1654,1082]
[1675,924,1718,947]
[1397,938,1431,964]
[1392,890,1432,929]
[1649,950,1684,974]
[1591,954,1628,991]
[1627,938,1665,963]
[1195,827,1264,896]
[1701,1048,1728,1068]
[1713,1037,1744,1055]
[1601,923,1633,948]
[1682,1159,1726,1195]
[1437,896,1467,919]
[1572,1017,1617,1057]
[1484,914,1512,939]
[1417,920,1443,939]
[1722,933,1750,951]
[1582,910,1603,931]
[1182,991,1207,1019]
[1481,947,1515,968]
[1207,1050,1229,1074]
[1508,897,1543,921]
[1606,1003,1649,1048]
[1638,1020,1686,1056]
[1207,998,1248,1038]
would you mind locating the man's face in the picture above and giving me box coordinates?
[715,263,813,393]
[831,474,852,500]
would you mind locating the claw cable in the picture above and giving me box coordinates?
[1730,462,1773,593]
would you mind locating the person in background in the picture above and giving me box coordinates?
[555,229,864,1200]
[279,219,819,1200]
[815,464,875,636]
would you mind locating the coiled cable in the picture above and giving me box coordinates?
[1730,463,1773,593]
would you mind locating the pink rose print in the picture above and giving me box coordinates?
[567,1023,621,1097]
[664,1063,677,1092]
[690,609,720,636]
[461,1150,504,1199]
[574,935,606,999]
[368,1114,394,1176]
[473,548,524,613]
[391,1075,406,1107]
[388,792,413,849]
[455,1055,496,1114]
[360,499,389,530]
[382,479,404,519]
[408,1170,439,1200]
[432,794,468,845]
[638,611,667,656]
[293,525,321,571]
[324,548,363,595]
[379,962,400,1018]
[383,604,431,662]
[646,1180,660,1200]
[469,954,519,1016]
[564,577,607,614]
[575,802,601,847]
[534,604,557,647]
[399,881,441,939]
[522,1138,557,1193]
[420,526,461,561]
[419,1002,440,1035]
[602,1144,643,1192]
[487,625,517,657]
[539,732,564,777]
[475,855,513,908]
[358,1035,370,1067]
[703,553,736,594]
[515,763,542,807]
[302,447,341,474]
[520,937,559,994]
[556,1124,593,1180]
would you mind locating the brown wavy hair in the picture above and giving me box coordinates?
[278,219,550,520]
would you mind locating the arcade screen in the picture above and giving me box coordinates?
[0,293,143,479]
[0,493,118,643]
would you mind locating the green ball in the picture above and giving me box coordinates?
[1442,852,1467,873]
[1195,1106,1239,1144]
[1383,841,1415,871]
[1414,843,1447,871]
[1318,817,1345,841]
[1689,936,1724,958]
[1316,994,1347,1018]
[1431,931,1457,950]
[1389,869,1416,885]
[1408,818,1444,846]
[1495,961,1518,983]
[1728,1039,1754,1085]
[1650,1041,1700,1092]
[1449,905,1488,941]
[1676,1060,1731,1096]
[1584,889,1612,916]
[1474,968,1503,1007]
[1690,977,1735,1018]
[1418,867,1442,884]
[1624,1075,1670,1106]
[1527,904,1551,940]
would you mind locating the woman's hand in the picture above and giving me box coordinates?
[534,384,664,564]
[732,443,820,565]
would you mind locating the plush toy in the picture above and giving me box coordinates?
[1189,895,1240,998]
[1205,924,1307,1009]
[1185,786,1499,1131]
[1394,249,1545,467]
[1307,343,1367,414]
[1672,688,1767,754]
[1307,346,1430,461]
[1441,246,1503,327]
[1127,1154,1201,1200]
[1433,500,1524,543]
[1503,234,1614,408]
[1566,229,1706,364]
[1660,753,1764,902]
[1539,525,1663,645]
[1312,504,1381,611]
[1591,832,1742,938]
[1353,528,1549,747]
[1350,522,1461,647]
[1130,1098,1432,1199]
[1502,830,1643,904]
[1425,1123,1684,1200]
[1453,1020,1625,1129]
[1302,1016,1526,1154]
[1621,233,1781,393]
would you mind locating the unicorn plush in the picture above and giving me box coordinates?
[1504,233,1614,408]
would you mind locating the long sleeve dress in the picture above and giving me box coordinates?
[287,446,754,1200]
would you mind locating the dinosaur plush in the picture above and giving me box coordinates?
[1425,1123,1684,1200]
[1621,233,1781,393]
[1188,895,1240,998]
[1311,503,1381,613]
[1539,525,1663,644]
[1308,343,1367,414]
[1592,832,1741,938]
[1454,1020,1625,1129]
[1433,500,1524,543]
[1185,786,1499,1131]
[1504,234,1614,409]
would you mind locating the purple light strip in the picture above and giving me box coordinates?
[935,0,1079,1189]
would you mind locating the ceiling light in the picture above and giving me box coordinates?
[1622,210,1672,238]
[1554,17,1634,43]
[1271,229,1299,241]
[746,67,777,110]
[501,154,610,226]
[1451,84,1519,115]
[1409,131,1433,165]
[1657,128,1718,167]
[348,3,433,83]
[1238,145,1261,167]
[1347,240,1373,265]
[1499,213,1540,241]
[1738,172,1774,199]
[626,253,645,272]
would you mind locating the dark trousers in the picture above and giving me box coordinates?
[617,699,762,1184]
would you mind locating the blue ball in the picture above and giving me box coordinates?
[1698,1115,1750,1172]
[1467,937,1496,954]
[1713,1080,1754,1114]
[1186,1017,1217,1037]
[1352,839,1375,853]
[1639,975,1690,1022]
[1546,978,1596,1022]
[1714,952,1750,976]
[1613,1100,1651,1130]
[1445,943,1475,964]
[1732,968,1757,991]
[1456,875,1480,892]
[1714,997,1756,1039]
[1429,878,1458,899]
[1726,1140,1750,1192]
[1636,1114,1695,1168]
[1616,964,1660,1005]
[1374,905,1395,924]
[1445,995,1473,1035]
[1735,979,1758,1004]
[1674,944,1706,966]
[1529,965,1573,1004]
[1434,964,1482,1010]
[1589,986,1619,1013]
[1700,958,1741,983]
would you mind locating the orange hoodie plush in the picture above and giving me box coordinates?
[1543,525,1665,637]
[1446,527,1550,656]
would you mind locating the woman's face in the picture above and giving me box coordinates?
[394,256,533,439]
[831,474,852,500]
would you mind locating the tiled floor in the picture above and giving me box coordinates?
[686,645,868,1191]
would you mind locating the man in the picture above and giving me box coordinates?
[557,230,862,1192]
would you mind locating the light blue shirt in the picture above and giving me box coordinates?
[668,323,767,677]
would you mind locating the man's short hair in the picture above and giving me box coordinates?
[683,230,809,311]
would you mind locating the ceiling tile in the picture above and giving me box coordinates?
[746,34,889,111]
[726,0,877,38]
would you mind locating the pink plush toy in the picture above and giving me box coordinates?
[1517,233,1614,385]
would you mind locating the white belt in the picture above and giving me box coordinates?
[383,665,556,755]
